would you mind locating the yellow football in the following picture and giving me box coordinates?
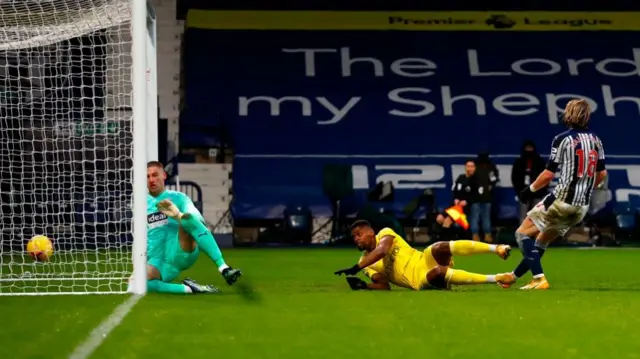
[27,235,54,262]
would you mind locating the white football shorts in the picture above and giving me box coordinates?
[527,194,588,236]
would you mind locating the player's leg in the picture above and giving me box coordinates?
[174,227,200,269]
[425,265,504,288]
[145,259,187,294]
[506,200,583,290]
[177,217,242,285]
[143,250,217,294]
[145,260,191,294]
[496,216,543,288]
[501,221,550,288]
[164,232,221,293]
[429,240,510,262]
[518,228,557,290]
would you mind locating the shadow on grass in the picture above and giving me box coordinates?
[232,277,263,303]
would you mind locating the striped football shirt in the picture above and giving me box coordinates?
[546,129,606,206]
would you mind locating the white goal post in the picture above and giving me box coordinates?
[0,0,157,295]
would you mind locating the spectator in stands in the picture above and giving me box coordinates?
[511,139,546,222]
[435,159,477,240]
[471,152,499,242]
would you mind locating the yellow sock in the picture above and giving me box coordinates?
[449,240,496,256]
[445,268,495,285]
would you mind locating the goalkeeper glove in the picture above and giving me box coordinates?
[345,277,369,291]
[156,199,182,220]
[334,264,362,276]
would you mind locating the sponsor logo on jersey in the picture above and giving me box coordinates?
[147,212,168,228]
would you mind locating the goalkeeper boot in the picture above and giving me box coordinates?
[495,272,517,288]
[495,245,512,260]
[182,278,220,294]
[222,267,242,285]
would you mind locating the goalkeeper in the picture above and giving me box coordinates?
[144,161,242,294]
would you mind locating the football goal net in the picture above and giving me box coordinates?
[0,0,153,295]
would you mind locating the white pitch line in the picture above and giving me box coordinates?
[68,294,142,359]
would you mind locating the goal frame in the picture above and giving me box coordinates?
[0,0,158,296]
[130,0,159,295]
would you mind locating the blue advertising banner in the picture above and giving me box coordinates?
[182,12,640,219]
[231,156,640,219]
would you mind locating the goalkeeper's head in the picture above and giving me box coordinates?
[147,161,166,196]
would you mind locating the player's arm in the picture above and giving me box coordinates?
[334,235,395,276]
[172,193,203,219]
[530,136,565,192]
[360,257,391,290]
[357,235,394,269]
[594,138,607,188]
[346,266,391,291]
[156,194,203,223]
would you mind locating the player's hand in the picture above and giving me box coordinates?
[156,199,182,219]
[345,277,369,291]
[518,187,532,203]
[334,264,361,276]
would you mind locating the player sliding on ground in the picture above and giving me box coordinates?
[334,220,513,290]
[141,161,242,294]
[497,98,607,290]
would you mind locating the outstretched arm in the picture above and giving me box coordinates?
[345,271,390,291]
[334,235,395,276]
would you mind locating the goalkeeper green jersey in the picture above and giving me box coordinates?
[146,190,203,262]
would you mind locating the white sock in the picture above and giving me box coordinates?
[486,275,496,283]
[184,285,193,293]
[533,273,545,279]
[488,244,497,252]
[218,264,229,273]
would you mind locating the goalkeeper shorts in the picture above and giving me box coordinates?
[164,236,200,282]
[148,238,200,283]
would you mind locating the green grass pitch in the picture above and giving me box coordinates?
[1,247,640,359]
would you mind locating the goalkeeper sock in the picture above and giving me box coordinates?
[449,240,496,256]
[147,280,191,294]
[445,268,496,285]
[180,215,228,272]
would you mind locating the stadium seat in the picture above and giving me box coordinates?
[282,205,313,243]
[615,210,636,229]
[628,195,640,214]
[614,205,637,242]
